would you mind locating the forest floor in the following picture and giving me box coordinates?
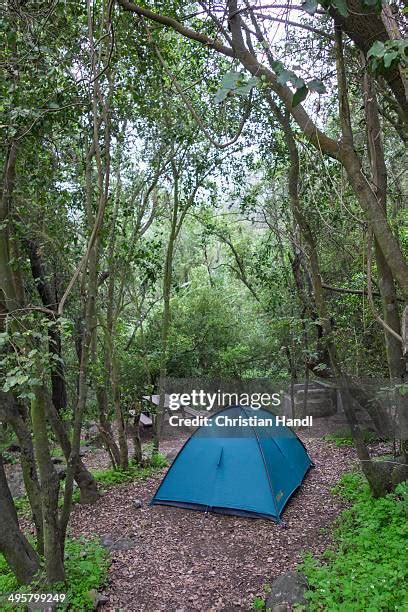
[68,432,392,612]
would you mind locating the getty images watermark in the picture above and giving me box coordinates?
[167,388,313,428]
[168,390,281,411]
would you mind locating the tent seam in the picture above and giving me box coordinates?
[240,406,280,519]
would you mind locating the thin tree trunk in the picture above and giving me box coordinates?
[26,239,67,412]
[132,404,143,465]
[31,385,65,583]
[111,354,129,469]
[96,386,121,467]
[0,144,19,321]
[154,183,179,452]
[45,397,99,503]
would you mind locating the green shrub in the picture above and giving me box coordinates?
[301,473,408,610]
[57,538,109,610]
[91,452,168,487]
[324,430,378,447]
[92,463,154,487]
[0,538,109,611]
[252,595,266,610]
[148,452,168,469]
[13,495,31,517]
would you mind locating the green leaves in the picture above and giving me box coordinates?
[331,0,349,17]
[367,39,408,73]
[302,0,319,15]
[214,71,259,103]
[270,61,326,107]
[362,0,382,12]
[307,78,327,94]
[292,85,308,107]
[3,373,29,391]
[301,473,408,611]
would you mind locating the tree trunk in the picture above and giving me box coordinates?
[45,396,99,504]
[26,238,67,412]
[0,454,40,584]
[269,99,388,496]
[132,403,143,465]
[111,354,129,469]
[362,64,408,459]
[8,409,44,554]
[30,385,65,583]
[153,188,178,452]
[0,392,44,554]
[0,144,19,321]
[96,386,121,467]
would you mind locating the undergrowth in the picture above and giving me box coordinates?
[15,453,168,518]
[92,453,168,487]
[301,472,408,610]
[0,538,109,611]
[324,430,378,447]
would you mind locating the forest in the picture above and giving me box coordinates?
[0,0,407,610]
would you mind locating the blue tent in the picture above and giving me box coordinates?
[151,405,313,521]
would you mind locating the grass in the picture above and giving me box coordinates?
[251,472,408,611]
[324,429,379,447]
[92,453,168,487]
[15,453,168,517]
[252,595,267,610]
[301,472,408,610]
[0,538,109,611]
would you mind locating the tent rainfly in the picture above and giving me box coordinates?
[151,405,313,521]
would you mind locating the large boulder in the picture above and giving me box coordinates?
[265,571,308,611]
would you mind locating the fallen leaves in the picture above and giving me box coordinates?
[68,435,382,611]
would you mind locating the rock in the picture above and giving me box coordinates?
[100,534,137,551]
[391,461,408,487]
[166,449,178,462]
[95,594,109,608]
[265,571,308,609]
[6,442,21,453]
[133,499,143,509]
[89,588,109,608]
[84,421,99,440]
[88,588,98,605]
[51,456,64,465]
[56,466,67,480]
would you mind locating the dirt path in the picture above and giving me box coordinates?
[69,437,358,611]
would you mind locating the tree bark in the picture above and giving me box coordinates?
[0,393,44,555]
[0,144,19,322]
[45,396,99,503]
[0,454,40,584]
[153,175,179,452]
[269,98,388,496]
[31,385,65,583]
[96,386,121,467]
[26,239,67,412]
[362,64,408,458]
[111,353,129,469]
